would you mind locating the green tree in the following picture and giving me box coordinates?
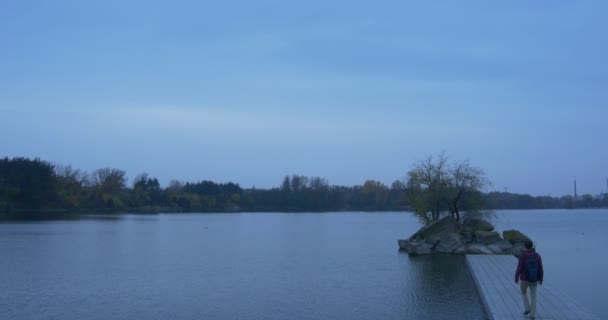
[0,157,57,210]
[131,173,162,207]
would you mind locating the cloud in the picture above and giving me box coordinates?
[95,105,490,142]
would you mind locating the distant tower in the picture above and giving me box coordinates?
[574,180,578,200]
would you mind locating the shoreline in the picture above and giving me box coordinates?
[3,208,608,222]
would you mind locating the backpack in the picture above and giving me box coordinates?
[524,252,540,282]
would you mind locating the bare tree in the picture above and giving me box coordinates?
[447,160,489,221]
[406,153,490,224]
[90,168,127,195]
[406,153,450,224]
[55,165,89,189]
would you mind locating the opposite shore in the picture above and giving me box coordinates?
[2,156,607,220]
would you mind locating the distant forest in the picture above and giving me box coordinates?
[1,157,607,219]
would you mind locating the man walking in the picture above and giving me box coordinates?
[515,239,544,319]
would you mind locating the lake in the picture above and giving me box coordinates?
[1,209,606,319]
[493,209,608,318]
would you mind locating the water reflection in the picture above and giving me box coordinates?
[78,214,127,221]
[405,254,487,320]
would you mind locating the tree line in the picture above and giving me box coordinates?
[1,156,606,219]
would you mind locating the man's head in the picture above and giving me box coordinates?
[524,239,534,249]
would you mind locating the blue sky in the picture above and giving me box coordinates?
[1,1,607,196]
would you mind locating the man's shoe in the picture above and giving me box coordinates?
[523,310,530,315]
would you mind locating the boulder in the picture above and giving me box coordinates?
[467,244,495,255]
[408,216,460,241]
[459,230,474,243]
[398,239,412,251]
[487,244,506,254]
[452,245,466,254]
[398,240,433,255]
[502,229,531,244]
[460,225,473,232]
[415,243,433,255]
[474,230,502,244]
[425,235,441,245]
[398,216,532,256]
[507,244,526,257]
[435,232,464,253]
[492,240,514,252]
[463,218,495,232]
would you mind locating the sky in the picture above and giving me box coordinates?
[1,1,607,196]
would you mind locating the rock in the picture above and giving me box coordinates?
[435,232,464,253]
[474,230,502,244]
[461,225,473,232]
[468,244,494,255]
[463,218,495,232]
[408,216,460,241]
[503,229,531,244]
[425,235,441,245]
[492,240,514,252]
[487,244,506,254]
[398,240,433,255]
[460,230,474,243]
[415,243,433,255]
[507,244,526,257]
[399,215,529,256]
[452,245,466,254]
[398,239,412,251]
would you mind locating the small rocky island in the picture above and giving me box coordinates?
[398,216,531,255]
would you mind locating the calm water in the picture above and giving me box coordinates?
[493,209,608,318]
[1,210,607,319]
[1,212,483,320]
